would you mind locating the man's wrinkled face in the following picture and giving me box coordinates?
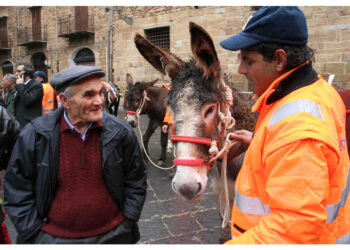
[238,50,280,96]
[64,76,105,125]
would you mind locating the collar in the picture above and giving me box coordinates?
[61,111,103,141]
[24,79,31,85]
[252,61,318,113]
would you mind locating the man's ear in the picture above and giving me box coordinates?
[274,49,288,73]
[59,93,70,109]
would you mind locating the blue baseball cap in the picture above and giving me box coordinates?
[220,6,308,51]
[34,70,47,79]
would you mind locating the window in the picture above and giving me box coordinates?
[74,48,95,66]
[0,17,8,48]
[144,26,170,50]
[30,7,42,40]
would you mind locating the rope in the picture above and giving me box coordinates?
[211,81,237,228]
[136,120,175,170]
[128,90,175,170]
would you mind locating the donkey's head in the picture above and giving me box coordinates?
[135,22,229,201]
[124,73,158,127]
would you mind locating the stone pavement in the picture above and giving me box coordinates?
[1,109,223,244]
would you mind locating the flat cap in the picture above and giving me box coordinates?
[50,65,105,93]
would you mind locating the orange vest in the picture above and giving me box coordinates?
[42,83,55,114]
[163,108,173,135]
[226,66,350,244]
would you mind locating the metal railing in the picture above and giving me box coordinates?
[58,13,94,36]
[17,25,47,45]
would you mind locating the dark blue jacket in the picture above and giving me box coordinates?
[14,78,43,128]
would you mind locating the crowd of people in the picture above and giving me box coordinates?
[0,6,349,244]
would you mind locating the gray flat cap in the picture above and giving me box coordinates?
[50,65,105,93]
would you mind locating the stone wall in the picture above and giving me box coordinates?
[1,6,350,94]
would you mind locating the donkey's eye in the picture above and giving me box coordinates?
[204,105,215,119]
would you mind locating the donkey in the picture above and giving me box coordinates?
[124,73,170,166]
[134,22,257,241]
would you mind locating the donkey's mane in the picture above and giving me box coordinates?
[168,58,224,109]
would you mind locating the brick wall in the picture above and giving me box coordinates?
[1,6,350,95]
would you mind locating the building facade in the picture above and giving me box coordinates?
[1,6,350,96]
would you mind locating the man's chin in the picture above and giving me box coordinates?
[89,111,103,122]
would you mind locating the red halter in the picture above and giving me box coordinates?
[171,135,212,167]
[125,111,138,116]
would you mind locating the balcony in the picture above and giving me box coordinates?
[58,13,94,38]
[17,25,47,47]
[0,39,11,53]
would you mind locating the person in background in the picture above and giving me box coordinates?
[4,65,147,244]
[0,88,4,107]
[0,105,20,244]
[162,108,173,135]
[2,74,17,116]
[220,6,350,244]
[34,71,57,114]
[14,62,43,128]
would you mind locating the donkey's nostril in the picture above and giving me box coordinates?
[196,182,202,194]
[172,181,177,193]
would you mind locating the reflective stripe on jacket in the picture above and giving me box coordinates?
[226,63,350,244]
[42,83,55,114]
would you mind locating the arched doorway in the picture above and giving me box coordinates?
[31,52,47,75]
[73,47,95,66]
[1,61,13,75]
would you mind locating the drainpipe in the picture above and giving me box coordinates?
[106,7,114,82]
[55,7,59,72]
[110,8,114,83]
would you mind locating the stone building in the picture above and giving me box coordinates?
[1,6,350,97]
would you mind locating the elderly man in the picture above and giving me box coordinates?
[4,65,147,244]
[220,6,350,244]
[14,62,43,127]
[2,74,17,116]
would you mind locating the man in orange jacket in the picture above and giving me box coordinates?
[220,6,350,244]
[34,71,57,114]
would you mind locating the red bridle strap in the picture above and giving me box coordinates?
[171,136,212,146]
[173,159,204,166]
[126,111,137,116]
[346,110,350,114]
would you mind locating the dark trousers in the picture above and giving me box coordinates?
[34,219,139,244]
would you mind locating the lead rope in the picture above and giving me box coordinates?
[208,82,238,228]
[133,91,176,170]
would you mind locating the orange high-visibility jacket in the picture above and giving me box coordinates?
[42,83,56,114]
[226,64,350,244]
[163,108,173,135]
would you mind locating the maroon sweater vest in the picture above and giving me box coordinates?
[41,116,124,238]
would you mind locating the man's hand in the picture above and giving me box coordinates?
[229,130,253,146]
[16,75,24,84]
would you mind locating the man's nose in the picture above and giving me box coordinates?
[94,94,104,105]
[238,63,247,75]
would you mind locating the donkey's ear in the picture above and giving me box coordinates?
[144,78,159,89]
[190,22,221,79]
[134,33,183,79]
[126,73,134,89]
